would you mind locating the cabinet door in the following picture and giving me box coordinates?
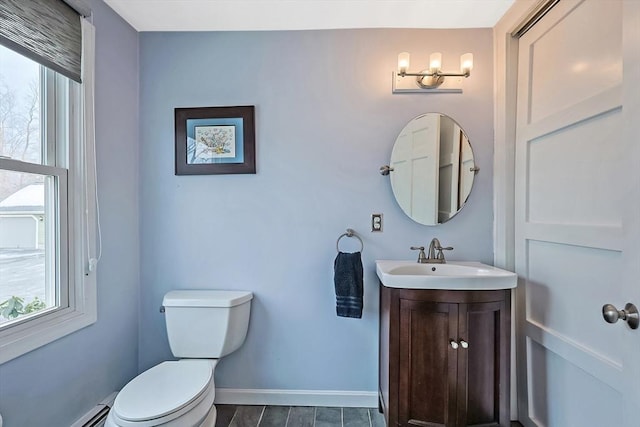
[456,299,509,427]
[399,298,458,427]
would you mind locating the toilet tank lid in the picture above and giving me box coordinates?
[163,290,253,307]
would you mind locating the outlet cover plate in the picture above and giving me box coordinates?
[372,213,383,232]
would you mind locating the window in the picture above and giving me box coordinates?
[0,3,96,363]
[0,47,70,326]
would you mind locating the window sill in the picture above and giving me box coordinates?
[0,275,96,364]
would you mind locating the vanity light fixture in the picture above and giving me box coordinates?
[393,52,473,93]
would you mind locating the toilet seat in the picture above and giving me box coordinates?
[108,360,217,427]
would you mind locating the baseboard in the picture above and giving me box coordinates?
[214,388,378,408]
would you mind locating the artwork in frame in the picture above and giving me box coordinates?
[175,106,256,175]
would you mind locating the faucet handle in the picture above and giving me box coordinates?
[435,246,453,261]
[410,246,427,263]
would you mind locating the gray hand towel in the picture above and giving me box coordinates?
[334,251,363,318]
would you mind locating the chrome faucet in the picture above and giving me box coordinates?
[411,238,453,264]
[427,238,453,263]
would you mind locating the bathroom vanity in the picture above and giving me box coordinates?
[376,260,515,427]
[378,113,514,426]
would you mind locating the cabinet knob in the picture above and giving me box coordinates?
[450,340,459,349]
[460,340,469,349]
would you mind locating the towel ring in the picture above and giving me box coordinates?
[336,228,364,253]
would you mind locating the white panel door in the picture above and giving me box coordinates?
[391,114,439,224]
[515,1,640,426]
[438,120,460,222]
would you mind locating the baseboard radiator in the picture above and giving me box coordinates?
[70,393,117,427]
[81,405,110,427]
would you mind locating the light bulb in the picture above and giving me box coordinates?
[397,52,410,75]
[429,52,442,72]
[460,53,473,74]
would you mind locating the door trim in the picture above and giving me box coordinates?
[493,1,551,419]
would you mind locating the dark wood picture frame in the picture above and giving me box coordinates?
[175,106,256,175]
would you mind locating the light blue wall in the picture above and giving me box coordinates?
[139,29,494,392]
[0,12,494,427]
[0,1,140,425]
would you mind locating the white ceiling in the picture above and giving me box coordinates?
[103,0,516,32]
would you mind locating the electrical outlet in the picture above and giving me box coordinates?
[372,213,383,232]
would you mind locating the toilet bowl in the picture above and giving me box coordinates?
[106,290,253,427]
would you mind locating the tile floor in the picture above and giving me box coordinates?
[214,406,384,427]
[216,405,522,427]
[214,405,524,427]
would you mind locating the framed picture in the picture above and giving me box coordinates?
[175,106,256,175]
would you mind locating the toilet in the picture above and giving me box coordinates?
[105,290,253,427]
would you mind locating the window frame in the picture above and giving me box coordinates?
[0,64,97,364]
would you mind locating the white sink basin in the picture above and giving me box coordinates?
[375,260,517,290]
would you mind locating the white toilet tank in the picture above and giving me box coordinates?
[162,290,253,358]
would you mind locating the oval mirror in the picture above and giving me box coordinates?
[385,113,477,225]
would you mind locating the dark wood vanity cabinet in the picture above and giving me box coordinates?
[379,284,511,427]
